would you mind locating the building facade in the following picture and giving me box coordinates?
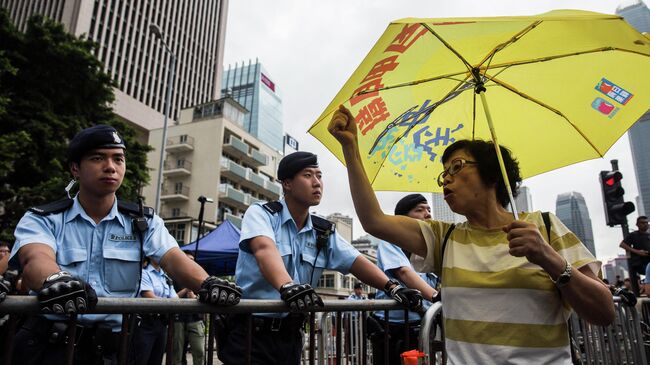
[515,186,533,213]
[222,60,284,152]
[430,192,464,223]
[555,192,596,256]
[142,97,283,244]
[617,1,650,218]
[1,0,229,133]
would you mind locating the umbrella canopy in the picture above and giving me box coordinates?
[309,10,650,193]
[181,219,241,276]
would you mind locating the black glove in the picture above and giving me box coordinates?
[37,271,98,314]
[279,283,324,311]
[0,275,11,303]
[384,279,423,311]
[197,276,242,306]
[612,286,637,307]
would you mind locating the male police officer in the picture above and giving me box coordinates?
[218,151,423,365]
[371,194,440,365]
[10,125,241,365]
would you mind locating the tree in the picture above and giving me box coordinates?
[0,10,152,242]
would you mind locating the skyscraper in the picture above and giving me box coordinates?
[222,60,284,152]
[1,0,229,131]
[430,192,464,223]
[555,192,596,256]
[515,186,533,212]
[616,1,650,218]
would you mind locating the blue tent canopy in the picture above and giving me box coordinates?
[181,219,240,276]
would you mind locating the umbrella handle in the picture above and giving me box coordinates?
[478,91,519,220]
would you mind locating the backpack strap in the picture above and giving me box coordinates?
[28,198,74,216]
[541,211,552,243]
[439,223,456,275]
[311,215,336,250]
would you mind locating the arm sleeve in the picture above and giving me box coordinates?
[417,220,448,275]
[239,204,276,253]
[11,212,58,267]
[139,269,154,294]
[377,241,411,273]
[143,215,179,264]
[325,232,360,274]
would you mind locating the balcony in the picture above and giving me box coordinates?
[224,213,242,229]
[160,209,189,219]
[161,184,190,201]
[163,159,192,177]
[220,158,247,183]
[165,135,194,153]
[264,180,282,199]
[222,135,269,168]
[247,194,264,206]
[218,184,247,210]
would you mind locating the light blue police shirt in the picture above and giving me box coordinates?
[374,240,438,323]
[140,265,177,299]
[236,200,361,318]
[10,196,178,331]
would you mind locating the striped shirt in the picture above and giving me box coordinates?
[418,211,599,365]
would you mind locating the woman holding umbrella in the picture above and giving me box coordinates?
[328,105,614,364]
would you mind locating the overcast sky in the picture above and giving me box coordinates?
[223,0,640,263]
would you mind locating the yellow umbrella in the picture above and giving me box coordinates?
[308,10,650,216]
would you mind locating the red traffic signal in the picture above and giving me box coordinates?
[599,170,634,227]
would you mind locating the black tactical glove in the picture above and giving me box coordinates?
[0,275,11,303]
[197,276,242,306]
[612,286,637,307]
[38,271,98,314]
[384,279,423,311]
[279,283,324,311]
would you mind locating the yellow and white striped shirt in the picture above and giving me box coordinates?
[418,211,599,365]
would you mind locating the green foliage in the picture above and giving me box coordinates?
[0,10,152,243]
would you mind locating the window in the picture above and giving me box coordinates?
[166,223,186,243]
[318,274,335,288]
[171,208,181,217]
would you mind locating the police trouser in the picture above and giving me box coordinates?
[128,314,168,365]
[172,320,205,365]
[217,314,306,365]
[11,316,120,365]
[368,315,420,365]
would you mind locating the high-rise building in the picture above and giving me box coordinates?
[142,97,283,244]
[555,192,596,256]
[515,186,533,212]
[222,60,284,152]
[1,0,229,132]
[430,192,464,223]
[617,1,650,219]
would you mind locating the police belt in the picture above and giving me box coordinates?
[22,316,120,352]
[230,314,306,333]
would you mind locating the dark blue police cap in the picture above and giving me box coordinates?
[394,194,427,216]
[278,151,318,180]
[68,125,126,162]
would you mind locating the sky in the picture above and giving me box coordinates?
[222,0,641,263]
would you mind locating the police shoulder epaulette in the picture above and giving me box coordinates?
[118,200,154,218]
[262,201,283,215]
[28,198,74,216]
[311,215,336,235]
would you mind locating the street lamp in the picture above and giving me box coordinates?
[149,23,176,213]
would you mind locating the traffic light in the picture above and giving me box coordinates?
[599,170,635,226]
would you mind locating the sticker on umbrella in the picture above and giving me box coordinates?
[595,78,633,105]
[591,97,620,119]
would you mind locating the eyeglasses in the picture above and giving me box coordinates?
[437,158,478,187]
[0,249,9,254]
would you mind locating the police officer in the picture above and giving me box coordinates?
[9,125,242,365]
[371,194,440,365]
[218,151,423,365]
[129,257,177,365]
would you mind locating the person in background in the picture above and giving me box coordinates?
[620,216,650,295]
[370,194,440,365]
[172,253,205,365]
[347,282,367,300]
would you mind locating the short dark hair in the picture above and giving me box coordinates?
[637,216,648,222]
[442,139,521,208]
[353,282,363,290]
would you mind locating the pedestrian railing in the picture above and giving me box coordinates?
[1,296,647,365]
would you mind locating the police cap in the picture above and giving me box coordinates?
[278,151,318,180]
[68,125,126,163]
[394,194,427,216]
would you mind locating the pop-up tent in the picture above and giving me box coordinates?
[181,219,241,276]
